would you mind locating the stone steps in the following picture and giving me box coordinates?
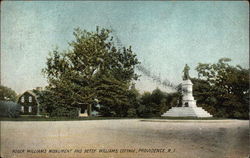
[162,107,213,118]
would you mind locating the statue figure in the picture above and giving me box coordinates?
[182,64,190,80]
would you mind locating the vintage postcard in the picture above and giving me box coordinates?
[0,1,249,158]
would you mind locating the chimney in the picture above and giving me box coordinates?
[36,87,43,91]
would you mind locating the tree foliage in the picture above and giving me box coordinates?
[42,27,140,117]
[194,58,249,119]
[137,88,178,117]
[0,85,17,102]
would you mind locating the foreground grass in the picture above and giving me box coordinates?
[0,116,229,121]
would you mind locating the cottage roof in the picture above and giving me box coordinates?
[26,90,38,98]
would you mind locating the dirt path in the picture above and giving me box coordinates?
[0,119,249,158]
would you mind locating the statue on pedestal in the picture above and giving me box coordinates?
[161,64,213,117]
[181,64,196,107]
[182,64,190,80]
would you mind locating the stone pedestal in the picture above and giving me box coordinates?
[162,79,212,118]
[182,79,197,107]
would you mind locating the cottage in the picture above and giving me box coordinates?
[17,90,40,115]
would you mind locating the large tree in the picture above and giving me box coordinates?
[194,58,249,119]
[42,27,140,116]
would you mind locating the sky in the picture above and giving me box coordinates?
[1,1,249,94]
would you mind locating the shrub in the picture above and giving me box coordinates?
[50,106,79,118]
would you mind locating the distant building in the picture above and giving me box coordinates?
[17,90,40,115]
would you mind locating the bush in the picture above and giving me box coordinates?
[50,106,79,118]
[0,101,21,118]
[127,108,137,117]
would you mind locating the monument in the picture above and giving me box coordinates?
[161,64,212,118]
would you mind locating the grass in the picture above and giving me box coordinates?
[0,115,229,121]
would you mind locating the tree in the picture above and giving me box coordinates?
[194,58,249,119]
[42,27,140,117]
[95,74,131,117]
[192,78,217,115]
[0,85,17,102]
[138,92,153,117]
[138,88,169,117]
[126,84,141,117]
[150,88,168,116]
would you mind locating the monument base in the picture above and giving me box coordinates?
[161,107,213,118]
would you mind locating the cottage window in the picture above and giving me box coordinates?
[21,96,24,103]
[21,106,24,112]
[29,96,32,102]
[28,106,32,113]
